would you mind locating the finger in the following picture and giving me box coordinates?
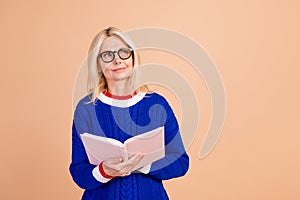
[129,153,143,161]
[112,154,144,173]
[103,166,129,177]
[101,164,118,177]
[121,154,144,172]
[105,163,122,171]
[124,171,131,176]
[119,169,131,177]
[104,157,123,171]
[129,153,144,164]
[124,155,142,168]
[104,157,123,165]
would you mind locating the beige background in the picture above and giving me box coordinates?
[1,0,299,199]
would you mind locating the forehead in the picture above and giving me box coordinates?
[100,36,129,51]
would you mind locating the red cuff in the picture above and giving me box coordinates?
[99,162,115,179]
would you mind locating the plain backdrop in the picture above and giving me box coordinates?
[1,0,299,199]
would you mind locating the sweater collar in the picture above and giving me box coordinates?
[98,91,146,108]
[102,90,138,100]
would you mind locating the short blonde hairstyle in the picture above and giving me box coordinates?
[86,27,149,103]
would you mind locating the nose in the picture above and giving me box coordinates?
[113,54,122,65]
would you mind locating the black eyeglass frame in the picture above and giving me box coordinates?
[97,48,133,63]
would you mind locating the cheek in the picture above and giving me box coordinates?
[126,58,133,68]
[99,62,110,72]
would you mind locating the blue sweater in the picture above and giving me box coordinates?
[69,92,189,200]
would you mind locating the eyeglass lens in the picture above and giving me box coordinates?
[99,48,132,63]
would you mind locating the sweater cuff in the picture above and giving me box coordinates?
[137,163,152,174]
[92,166,112,183]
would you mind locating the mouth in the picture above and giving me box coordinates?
[112,67,127,72]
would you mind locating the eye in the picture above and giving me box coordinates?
[102,51,113,58]
[118,48,132,59]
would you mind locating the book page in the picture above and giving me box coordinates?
[125,127,165,171]
[80,133,128,165]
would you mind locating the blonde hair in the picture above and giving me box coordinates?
[86,27,149,103]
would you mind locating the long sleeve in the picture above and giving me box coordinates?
[69,104,110,190]
[145,97,189,180]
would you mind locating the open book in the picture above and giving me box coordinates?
[80,126,165,171]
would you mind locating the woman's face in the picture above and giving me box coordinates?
[98,36,133,83]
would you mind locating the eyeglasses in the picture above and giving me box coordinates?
[98,48,133,63]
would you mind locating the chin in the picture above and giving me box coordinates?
[113,72,132,81]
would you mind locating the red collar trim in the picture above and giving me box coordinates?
[102,90,138,100]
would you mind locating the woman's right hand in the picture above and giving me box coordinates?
[102,153,144,177]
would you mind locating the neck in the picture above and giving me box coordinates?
[106,79,132,96]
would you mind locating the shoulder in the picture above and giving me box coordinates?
[77,93,93,105]
[142,92,173,111]
[74,93,95,114]
[144,92,169,104]
[143,92,177,125]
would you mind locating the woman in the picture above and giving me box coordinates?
[70,27,189,200]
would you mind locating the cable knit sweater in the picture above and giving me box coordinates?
[69,92,189,200]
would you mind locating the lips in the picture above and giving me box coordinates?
[112,67,127,72]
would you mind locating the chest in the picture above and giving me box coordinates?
[94,104,164,142]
